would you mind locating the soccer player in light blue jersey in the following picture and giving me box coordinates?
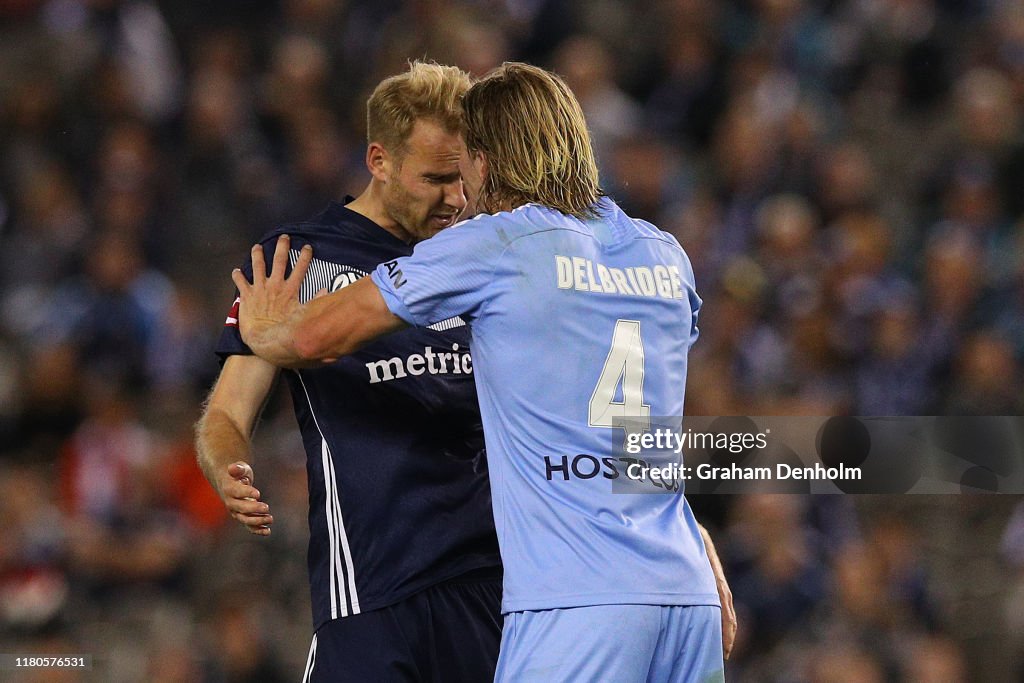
[233,62,735,682]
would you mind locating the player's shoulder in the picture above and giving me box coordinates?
[608,201,698,284]
[256,202,377,248]
[606,200,690,257]
[258,220,327,247]
[453,203,585,246]
[601,200,681,250]
[635,219,682,249]
[641,223,695,284]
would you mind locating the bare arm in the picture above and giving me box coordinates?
[699,523,737,660]
[232,235,407,367]
[195,354,279,536]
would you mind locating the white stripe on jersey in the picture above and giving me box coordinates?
[326,446,360,614]
[298,373,361,618]
[289,248,466,331]
[321,440,346,618]
[302,632,317,683]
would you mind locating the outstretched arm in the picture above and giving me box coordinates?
[232,234,407,367]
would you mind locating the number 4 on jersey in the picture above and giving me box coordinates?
[589,320,651,432]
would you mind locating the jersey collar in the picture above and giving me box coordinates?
[321,197,411,249]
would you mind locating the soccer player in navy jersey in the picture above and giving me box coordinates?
[233,62,737,682]
[195,62,504,682]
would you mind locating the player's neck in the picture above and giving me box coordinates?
[346,183,413,244]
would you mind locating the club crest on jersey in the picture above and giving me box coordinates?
[331,271,360,291]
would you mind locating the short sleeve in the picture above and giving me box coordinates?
[215,292,250,361]
[216,261,252,362]
[680,248,702,346]
[371,217,505,327]
[215,232,308,362]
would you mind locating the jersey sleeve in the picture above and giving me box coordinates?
[216,272,252,362]
[370,217,504,327]
[215,232,310,362]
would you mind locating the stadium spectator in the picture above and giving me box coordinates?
[1,1,1022,679]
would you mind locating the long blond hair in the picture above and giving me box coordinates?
[367,61,472,156]
[462,62,603,219]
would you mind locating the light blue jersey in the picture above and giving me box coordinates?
[371,198,720,615]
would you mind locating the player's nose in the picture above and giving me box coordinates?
[443,179,467,213]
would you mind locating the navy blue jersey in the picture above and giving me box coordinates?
[217,201,501,630]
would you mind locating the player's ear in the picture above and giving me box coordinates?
[474,151,489,182]
[366,142,390,182]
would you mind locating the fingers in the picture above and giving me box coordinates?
[251,242,267,285]
[231,509,274,536]
[227,495,270,516]
[722,614,736,660]
[270,234,312,282]
[231,268,251,296]
[227,461,254,486]
[721,591,737,660]
[222,474,260,502]
[292,242,314,284]
[224,488,273,536]
[220,461,272,535]
[275,238,312,302]
[239,235,313,290]
[270,234,291,282]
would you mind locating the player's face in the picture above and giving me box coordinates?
[383,119,467,242]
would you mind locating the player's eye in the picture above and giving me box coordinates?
[425,174,461,184]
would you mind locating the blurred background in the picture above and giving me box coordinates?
[1,0,1024,680]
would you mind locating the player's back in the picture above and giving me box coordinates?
[374,197,719,613]
[465,199,719,612]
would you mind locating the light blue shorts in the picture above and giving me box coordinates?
[495,604,724,682]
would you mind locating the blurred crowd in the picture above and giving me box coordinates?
[2,0,1024,680]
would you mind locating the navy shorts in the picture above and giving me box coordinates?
[302,569,502,683]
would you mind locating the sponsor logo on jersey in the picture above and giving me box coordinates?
[366,343,472,383]
[543,454,681,492]
[383,259,407,289]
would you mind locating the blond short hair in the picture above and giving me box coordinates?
[462,62,603,219]
[367,61,472,156]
